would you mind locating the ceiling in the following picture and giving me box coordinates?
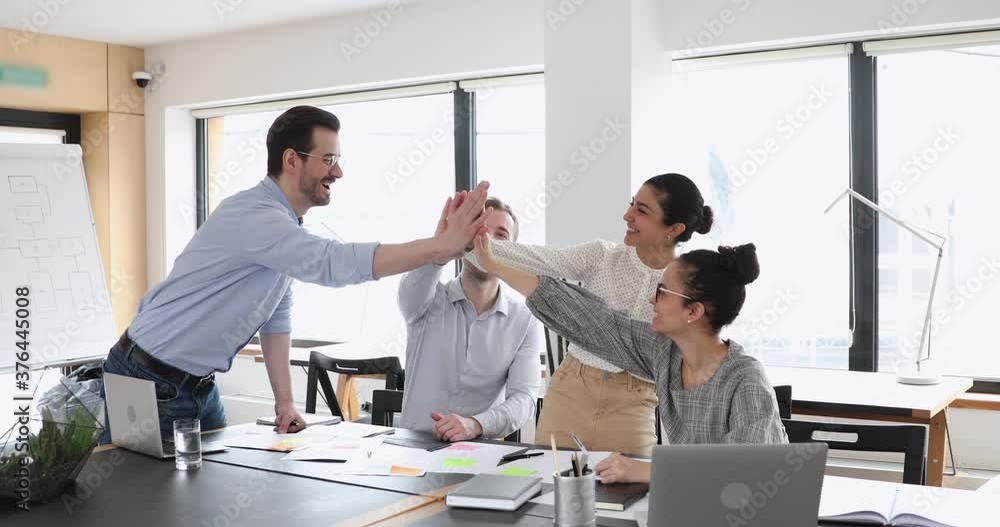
[0,0,410,47]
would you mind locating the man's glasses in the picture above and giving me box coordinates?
[296,151,341,167]
[655,283,693,303]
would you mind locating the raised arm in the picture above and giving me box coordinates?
[472,233,663,381]
[463,239,611,283]
[397,197,460,323]
[243,183,491,286]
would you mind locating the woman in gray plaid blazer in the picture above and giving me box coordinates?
[472,238,787,484]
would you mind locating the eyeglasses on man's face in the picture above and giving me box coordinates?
[296,151,341,167]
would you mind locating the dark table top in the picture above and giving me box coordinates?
[0,448,411,526]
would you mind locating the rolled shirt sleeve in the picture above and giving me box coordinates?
[259,285,293,334]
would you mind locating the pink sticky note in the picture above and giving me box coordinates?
[448,443,482,452]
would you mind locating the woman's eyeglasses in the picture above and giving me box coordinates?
[655,283,693,302]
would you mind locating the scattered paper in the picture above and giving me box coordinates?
[327,422,395,439]
[281,437,385,462]
[220,434,310,452]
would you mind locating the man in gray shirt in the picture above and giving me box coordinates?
[398,197,543,441]
[101,105,492,443]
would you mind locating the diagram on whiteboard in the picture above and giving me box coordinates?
[0,144,116,371]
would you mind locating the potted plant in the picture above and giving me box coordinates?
[0,404,103,503]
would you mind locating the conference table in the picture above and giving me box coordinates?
[767,366,973,487]
[1,425,915,526]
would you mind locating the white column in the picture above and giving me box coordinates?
[544,0,671,246]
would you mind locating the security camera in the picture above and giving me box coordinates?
[132,71,152,88]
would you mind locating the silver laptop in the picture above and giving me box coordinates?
[647,443,827,527]
[104,372,226,459]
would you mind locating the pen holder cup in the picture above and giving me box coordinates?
[553,469,596,527]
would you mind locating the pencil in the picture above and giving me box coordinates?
[550,433,560,478]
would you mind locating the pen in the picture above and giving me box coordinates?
[496,452,544,466]
[363,429,396,438]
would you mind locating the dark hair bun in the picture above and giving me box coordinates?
[718,244,759,285]
[695,205,714,234]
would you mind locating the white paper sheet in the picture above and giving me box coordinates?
[281,437,385,461]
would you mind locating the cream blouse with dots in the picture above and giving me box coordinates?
[465,239,665,375]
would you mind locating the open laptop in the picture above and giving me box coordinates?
[104,373,227,459]
[645,443,827,527]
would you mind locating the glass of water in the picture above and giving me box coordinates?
[173,418,202,470]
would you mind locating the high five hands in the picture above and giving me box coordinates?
[433,181,493,264]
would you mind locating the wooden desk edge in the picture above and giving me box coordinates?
[950,392,1000,411]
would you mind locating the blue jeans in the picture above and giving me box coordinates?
[98,341,227,445]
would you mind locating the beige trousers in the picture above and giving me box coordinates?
[536,354,658,456]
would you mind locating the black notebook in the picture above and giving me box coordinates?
[596,481,649,512]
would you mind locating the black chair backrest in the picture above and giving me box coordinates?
[305,351,404,416]
[783,419,927,485]
[371,389,404,427]
[543,326,568,377]
[773,385,792,419]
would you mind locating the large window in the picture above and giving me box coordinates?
[473,80,547,245]
[199,77,546,356]
[204,94,455,352]
[665,56,852,369]
[876,44,1000,380]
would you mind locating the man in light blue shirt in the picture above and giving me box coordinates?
[398,197,543,441]
[101,106,492,443]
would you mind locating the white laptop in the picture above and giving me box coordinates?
[646,443,827,527]
[104,372,227,459]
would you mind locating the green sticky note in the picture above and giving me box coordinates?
[500,467,538,477]
[443,458,477,469]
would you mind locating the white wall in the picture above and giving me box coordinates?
[144,0,544,283]
[663,0,1000,53]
